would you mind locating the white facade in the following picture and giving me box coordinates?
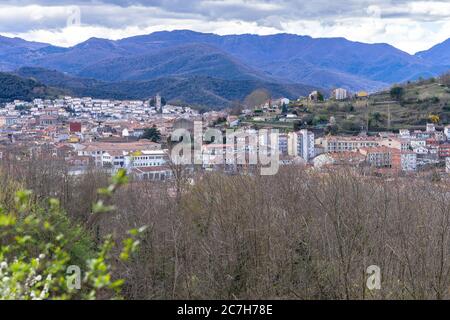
[333,88,348,100]
[401,153,417,171]
[399,129,410,138]
[444,126,450,141]
[127,150,166,168]
[288,129,315,161]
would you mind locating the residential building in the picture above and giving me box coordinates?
[319,136,379,153]
[288,129,315,161]
[332,88,348,100]
[359,147,394,168]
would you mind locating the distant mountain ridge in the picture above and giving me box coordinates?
[1,30,450,108]
[77,43,274,82]
[416,38,450,66]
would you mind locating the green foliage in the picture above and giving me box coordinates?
[340,119,363,132]
[390,86,404,101]
[141,127,161,143]
[0,169,144,300]
[0,72,64,103]
[317,91,324,101]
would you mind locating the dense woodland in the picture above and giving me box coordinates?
[1,151,449,299]
[0,72,65,103]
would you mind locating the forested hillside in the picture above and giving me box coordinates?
[0,72,65,102]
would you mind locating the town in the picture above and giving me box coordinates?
[1,86,449,181]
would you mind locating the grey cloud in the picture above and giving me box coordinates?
[0,0,449,33]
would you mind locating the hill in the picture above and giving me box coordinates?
[114,31,449,90]
[0,72,66,102]
[16,67,318,108]
[77,44,273,82]
[416,38,450,66]
[279,77,450,134]
[0,35,60,71]
[1,31,450,94]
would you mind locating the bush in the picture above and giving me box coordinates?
[0,170,145,300]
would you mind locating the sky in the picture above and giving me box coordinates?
[0,0,450,54]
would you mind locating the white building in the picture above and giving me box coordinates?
[446,157,450,173]
[444,126,450,141]
[127,150,166,169]
[400,152,417,172]
[399,129,410,138]
[288,129,315,161]
[332,88,348,100]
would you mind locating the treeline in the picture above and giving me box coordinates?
[1,152,450,299]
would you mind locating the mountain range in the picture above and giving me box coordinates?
[0,30,450,108]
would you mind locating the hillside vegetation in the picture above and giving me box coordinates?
[1,154,450,300]
[0,72,65,102]
[16,67,318,108]
[286,77,450,134]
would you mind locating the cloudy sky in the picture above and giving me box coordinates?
[1,0,450,54]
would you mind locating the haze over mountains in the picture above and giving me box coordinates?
[1,30,450,108]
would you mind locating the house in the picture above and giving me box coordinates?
[438,144,450,158]
[426,123,436,133]
[444,126,450,141]
[356,91,369,99]
[308,91,322,102]
[399,129,410,137]
[392,151,417,172]
[379,137,411,151]
[358,147,395,168]
[332,88,348,100]
[37,115,58,126]
[413,146,428,155]
[69,122,82,133]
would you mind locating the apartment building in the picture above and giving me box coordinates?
[392,151,417,172]
[332,88,348,100]
[319,136,379,153]
[359,147,393,168]
[288,129,315,161]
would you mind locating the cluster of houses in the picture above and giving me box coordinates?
[312,123,450,173]
[0,94,449,180]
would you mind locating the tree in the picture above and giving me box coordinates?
[244,89,270,108]
[281,103,288,114]
[0,170,145,300]
[390,86,404,101]
[429,114,440,124]
[439,72,450,87]
[229,100,244,116]
[317,91,324,101]
[141,126,161,142]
